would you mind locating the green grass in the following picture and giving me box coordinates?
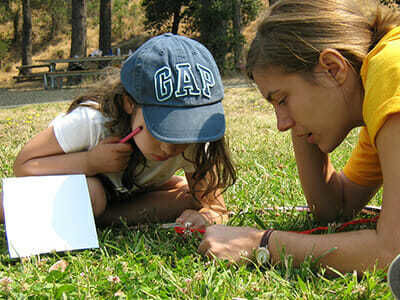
[0,85,391,299]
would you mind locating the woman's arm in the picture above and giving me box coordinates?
[199,115,400,274]
[199,225,385,274]
[292,132,379,221]
[14,126,133,177]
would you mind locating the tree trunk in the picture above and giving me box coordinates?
[12,7,20,46]
[47,0,61,41]
[70,0,87,58]
[69,0,87,85]
[99,0,112,57]
[232,0,242,70]
[171,5,181,34]
[21,0,32,74]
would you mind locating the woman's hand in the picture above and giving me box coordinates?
[198,225,264,264]
[87,136,133,175]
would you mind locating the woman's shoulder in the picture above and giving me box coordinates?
[362,27,400,74]
[371,27,400,54]
[361,27,400,148]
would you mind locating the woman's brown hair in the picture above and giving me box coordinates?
[246,0,400,78]
[67,69,236,204]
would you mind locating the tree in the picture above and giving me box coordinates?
[141,0,190,34]
[70,0,87,58]
[232,0,264,68]
[12,5,21,45]
[141,0,263,72]
[99,0,112,56]
[0,0,21,46]
[232,0,242,69]
[192,0,262,72]
[193,0,230,71]
[46,0,68,41]
[21,0,32,72]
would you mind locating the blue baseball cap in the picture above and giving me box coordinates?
[121,33,225,144]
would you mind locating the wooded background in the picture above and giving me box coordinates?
[0,0,270,75]
[0,0,399,76]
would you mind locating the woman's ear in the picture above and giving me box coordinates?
[317,49,348,85]
[122,94,135,114]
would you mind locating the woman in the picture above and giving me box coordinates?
[198,0,400,281]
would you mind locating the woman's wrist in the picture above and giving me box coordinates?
[254,229,275,266]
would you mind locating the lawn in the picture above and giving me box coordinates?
[0,84,391,299]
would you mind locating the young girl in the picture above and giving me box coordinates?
[199,0,400,279]
[10,33,236,228]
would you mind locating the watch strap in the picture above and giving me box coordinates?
[260,229,274,248]
[255,229,274,266]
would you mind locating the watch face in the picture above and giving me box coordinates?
[256,247,270,265]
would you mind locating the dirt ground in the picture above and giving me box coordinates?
[0,87,88,108]
[0,75,251,109]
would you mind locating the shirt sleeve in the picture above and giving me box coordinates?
[50,106,106,153]
[343,127,383,186]
[361,33,400,148]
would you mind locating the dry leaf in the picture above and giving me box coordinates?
[49,260,68,272]
[0,277,12,286]
[0,277,13,291]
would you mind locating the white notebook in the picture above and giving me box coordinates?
[2,174,99,258]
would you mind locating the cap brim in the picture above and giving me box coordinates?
[142,102,225,144]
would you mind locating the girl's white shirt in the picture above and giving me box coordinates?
[50,105,196,193]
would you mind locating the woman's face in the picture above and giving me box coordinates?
[253,66,355,153]
[129,107,189,161]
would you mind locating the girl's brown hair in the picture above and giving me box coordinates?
[246,0,400,78]
[67,70,236,204]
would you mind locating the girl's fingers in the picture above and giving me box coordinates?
[100,136,121,144]
[100,137,133,152]
[96,138,133,154]
[176,209,197,223]
[176,209,208,228]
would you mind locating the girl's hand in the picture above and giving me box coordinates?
[198,225,264,264]
[176,209,209,228]
[87,136,133,175]
[198,207,228,224]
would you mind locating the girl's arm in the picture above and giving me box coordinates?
[14,126,133,177]
[199,115,400,274]
[291,131,379,221]
[176,171,228,227]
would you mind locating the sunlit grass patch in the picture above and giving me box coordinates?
[0,85,389,298]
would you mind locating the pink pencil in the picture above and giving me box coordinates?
[119,126,142,143]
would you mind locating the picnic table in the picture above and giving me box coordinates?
[13,64,52,83]
[36,55,129,89]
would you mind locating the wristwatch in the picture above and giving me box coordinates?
[255,229,274,265]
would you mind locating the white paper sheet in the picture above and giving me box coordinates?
[2,174,99,258]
